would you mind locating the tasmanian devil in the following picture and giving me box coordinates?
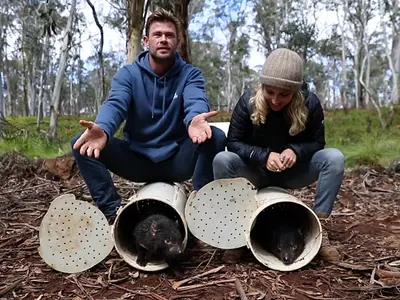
[251,204,307,265]
[133,214,184,276]
[265,222,305,265]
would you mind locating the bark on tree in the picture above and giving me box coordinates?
[390,0,399,105]
[0,72,3,116]
[126,0,147,64]
[4,45,13,116]
[37,34,49,131]
[337,0,348,111]
[86,0,105,113]
[0,12,3,115]
[28,55,37,116]
[175,0,191,63]
[48,0,77,139]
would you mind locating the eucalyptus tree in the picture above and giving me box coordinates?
[48,0,77,139]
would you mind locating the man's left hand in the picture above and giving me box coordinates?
[188,111,218,144]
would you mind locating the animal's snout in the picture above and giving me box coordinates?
[283,256,291,265]
[168,244,183,254]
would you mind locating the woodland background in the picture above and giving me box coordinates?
[0,0,399,167]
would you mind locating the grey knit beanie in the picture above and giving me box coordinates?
[259,48,304,91]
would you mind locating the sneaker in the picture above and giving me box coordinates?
[318,226,341,262]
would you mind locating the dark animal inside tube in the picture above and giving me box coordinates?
[114,199,186,269]
[250,202,310,265]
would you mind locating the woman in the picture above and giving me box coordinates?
[213,48,344,262]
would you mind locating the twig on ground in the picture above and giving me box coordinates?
[9,223,39,231]
[71,275,94,300]
[110,283,167,300]
[0,183,51,195]
[235,278,249,300]
[0,277,25,297]
[172,265,226,290]
[201,249,217,272]
[176,279,236,292]
[329,261,374,271]
[170,293,200,299]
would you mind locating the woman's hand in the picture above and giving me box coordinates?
[279,148,297,169]
[266,152,285,172]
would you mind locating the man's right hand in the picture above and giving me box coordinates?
[72,120,107,159]
[266,152,285,172]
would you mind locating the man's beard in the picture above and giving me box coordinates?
[150,49,175,64]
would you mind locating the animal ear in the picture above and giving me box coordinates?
[151,221,158,236]
[298,228,303,237]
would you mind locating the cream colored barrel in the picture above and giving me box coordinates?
[246,187,322,272]
[112,182,188,272]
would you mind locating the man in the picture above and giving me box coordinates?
[71,9,226,224]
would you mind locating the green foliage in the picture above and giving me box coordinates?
[324,106,400,167]
[2,107,399,168]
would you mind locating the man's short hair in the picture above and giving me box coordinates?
[145,8,180,37]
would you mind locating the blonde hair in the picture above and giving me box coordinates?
[249,84,308,136]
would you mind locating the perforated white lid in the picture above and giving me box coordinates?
[38,194,114,273]
[185,178,258,249]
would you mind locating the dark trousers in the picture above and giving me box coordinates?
[71,126,226,217]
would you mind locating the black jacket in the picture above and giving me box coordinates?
[227,88,325,166]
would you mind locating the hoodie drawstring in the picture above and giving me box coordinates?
[162,78,166,115]
[151,77,167,118]
[152,77,156,118]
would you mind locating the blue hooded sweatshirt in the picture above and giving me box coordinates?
[94,50,210,163]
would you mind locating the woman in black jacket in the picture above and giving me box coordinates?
[213,48,344,262]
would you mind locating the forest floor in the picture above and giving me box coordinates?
[0,151,400,300]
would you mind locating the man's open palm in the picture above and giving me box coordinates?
[188,111,218,144]
[72,120,107,158]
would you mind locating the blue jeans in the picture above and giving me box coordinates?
[71,126,226,218]
[213,148,345,215]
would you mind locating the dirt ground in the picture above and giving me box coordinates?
[0,153,400,300]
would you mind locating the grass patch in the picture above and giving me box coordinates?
[1,106,399,168]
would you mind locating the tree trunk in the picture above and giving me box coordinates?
[86,0,105,112]
[0,12,3,115]
[360,54,387,129]
[390,0,400,105]
[337,1,348,111]
[48,0,77,139]
[70,61,74,115]
[175,0,191,63]
[126,0,147,64]
[37,34,50,130]
[28,55,37,116]
[0,72,3,116]
[4,42,13,116]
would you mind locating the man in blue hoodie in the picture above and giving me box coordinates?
[71,9,226,223]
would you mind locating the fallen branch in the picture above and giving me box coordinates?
[0,277,25,297]
[330,261,373,271]
[176,279,236,292]
[235,278,249,300]
[0,183,51,195]
[9,223,39,231]
[376,269,400,278]
[71,275,94,300]
[338,283,400,291]
[110,283,167,300]
[172,265,225,290]
[170,293,200,299]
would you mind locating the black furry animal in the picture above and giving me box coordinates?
[265,222,305,265]
[251,203,307,265]
[133,214,184,275]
